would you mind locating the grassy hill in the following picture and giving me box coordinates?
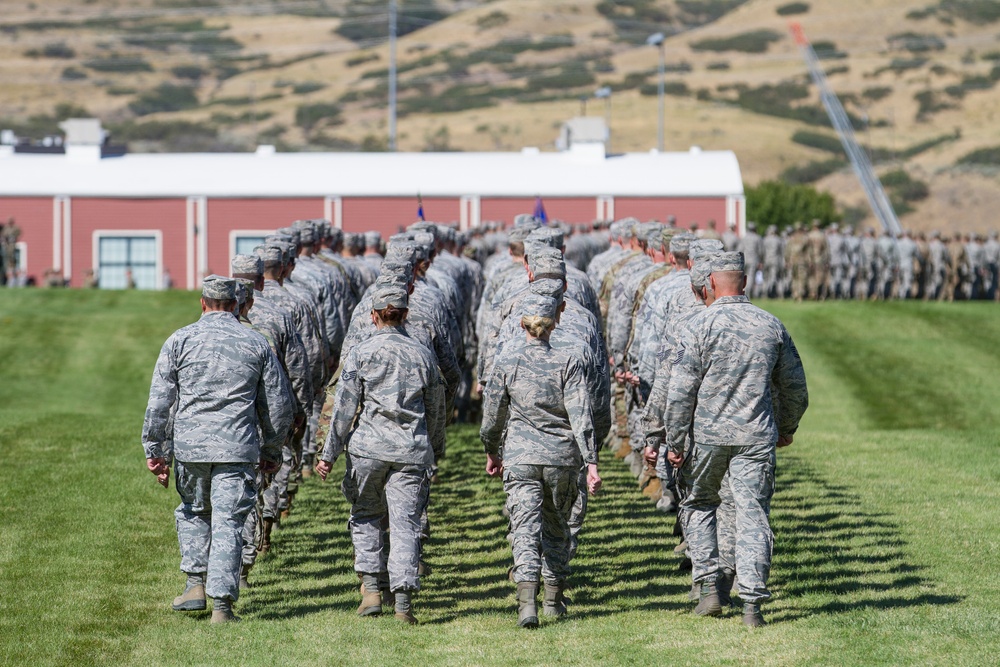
[1,290,999,666]
[2,1,1000,231]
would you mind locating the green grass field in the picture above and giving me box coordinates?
[1,291,998,666]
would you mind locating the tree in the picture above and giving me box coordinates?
[745,180,839,231]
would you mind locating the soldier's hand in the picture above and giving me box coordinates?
[587,464,602,496]
[260,458,280,475]
[485,453,503,477]
[627,373,640,387]
[614,370,626,386]
[777,434,794,448]
[146,457,169,488]
[315,459,333,481]
[667,451,685,469]
[643,446,658,468]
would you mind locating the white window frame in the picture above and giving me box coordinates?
[14,241,27,273]
[229,229,271,263]
[92,229,163,290]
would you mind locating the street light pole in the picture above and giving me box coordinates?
[594,86,611,153]
[388,0,397,151]
[647,32,665,151]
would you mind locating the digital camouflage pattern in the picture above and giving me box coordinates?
[504,464,577,585]
[142,311,293,464]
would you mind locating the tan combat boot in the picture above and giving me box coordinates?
[516,582,539,628]
[542,583,567,618]
[171,578,206,612]
[394,591,417,625]
[257,518,274,557]
[694,581,722,617]
[210,599,240,624]
[239,564,251,591]
[357,585,383,616]
[742,603,766,628]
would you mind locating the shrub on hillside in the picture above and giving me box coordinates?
[888,32,946,53]
[862,86,893,101]
[295,103,343,131]
[346,53,379,67]
[84,55,153,73]
[128,84,198,116]
[791,130,845,155]
[336,0,447,42]
[640,81,689,96]
[707,61,730,70]
[60,67,87,81]
[292,82,326,95]
[25,42,75,58]
[525,67,595,93]
[776,2,810,15]
[171,64,206,81]
[690,29,783,54]
[476,10,509,30]
[873,57,928,76]
[956,146,1000,166]
[780,159,846,185]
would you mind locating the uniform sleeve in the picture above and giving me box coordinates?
[641,355,671,453]
[564,358,598,465]
[320,350,363,463]
[479,360,511,456]
[587,346,612,445]
[772,328,809,437]
[431,324,461,401]
[607,281,633,371]
[284,330,313,420]
[663,327,704,455]
[141,337,178,460]
[256,346,294,463]
[423,359,447,461]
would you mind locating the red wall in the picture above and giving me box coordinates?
[0,197,53,284]
[70,198,186,288]
[341,197,460,236]
[480,197,596,225]
[614,197,727,229]
[207,198,324,278]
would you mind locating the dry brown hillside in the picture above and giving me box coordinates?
[2,0,1000,232]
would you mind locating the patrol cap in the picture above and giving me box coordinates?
[527,227,565,250]
[277,227,301,246]
[328,227,344,245]
[297,225,315,245]
[618,217,640,239]
[521,294,559,320]
[235,278,255,306]
[670,232,697,254]
[690,238,724,256]
[379,260,413,282]
[691,251,723,290]
[513,213,538,228]
[266,232,293,244]
[508,225,538,243]
[371,282,409,310]
[526,246,566,278]
[529,278,565,301]
[385,243,419,265]
[255,245,283,266]
[364,231,382,249]
[231,253,263,276]
[711,251,745,273]
[408,222,438,240]
[268,241,295,263]
[660,227,678,249]
[202,275,237,300]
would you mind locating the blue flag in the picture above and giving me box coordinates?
[533,196,548,224]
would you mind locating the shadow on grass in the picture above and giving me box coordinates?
[240,427,960,625]
[767,456,962,622]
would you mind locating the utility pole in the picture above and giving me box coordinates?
[388,0,398,151]
[647,32,665,151]
[595,86,611,153]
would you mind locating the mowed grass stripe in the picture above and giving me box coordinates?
[1,291,997,666]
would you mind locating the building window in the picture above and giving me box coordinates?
[14,241,26,272]
[234,235,266,257]
[98,235,158,289]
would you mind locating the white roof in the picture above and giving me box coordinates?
[0,145,743,199]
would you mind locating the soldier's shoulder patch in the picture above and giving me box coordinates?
[672,347,685,365]
[342,370,358,382]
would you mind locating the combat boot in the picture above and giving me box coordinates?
[655,495,677,513]
[688,582,701,601]
[641,476,662,501]
[257,518,274,556]
[394,591,418,625]
[694,581,722,617]
[171,575,206,612]
[717,570,735,607]
[614,439,632,459]
[742,603,766,628]
[673,539,688,555]
[542,582,567,618]
[516,582,539,628]
[239,564,251,591]
[211,598,240,624]
[357,582,383,617]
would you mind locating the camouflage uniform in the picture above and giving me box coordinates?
[320,324,446,594]
[142,305,293,603]
[762,227,784,299]
[665,280,808,605]
[481,329,598,586]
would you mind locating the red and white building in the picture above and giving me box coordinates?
[0,140,744,289]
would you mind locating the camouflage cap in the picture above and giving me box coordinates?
[526,245,566,278]
[618,217,640,239]
[266,233,293,244]
[385,242,419,265]
[660,227,678,248]
[379,260,413,282]
[408,221,438,240]
[202,275,237,300]
[508,225,539,243]
[513,213,538,228]
[364,230,382,248]
[269,241,295,263]
[529,277,565,301]
[255,245,283,265]
[670,232,697,254]
[231,253,263,276]
[371,282,409,310]
[328,227,343,244]
[691,238,724,256]
[277,227,301,246]
[691,251,723,290]
[521,293,559,320]
[297,225,315,244]
[711,251,745,273]
[526,227,565,250]
[235,278,255,306]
